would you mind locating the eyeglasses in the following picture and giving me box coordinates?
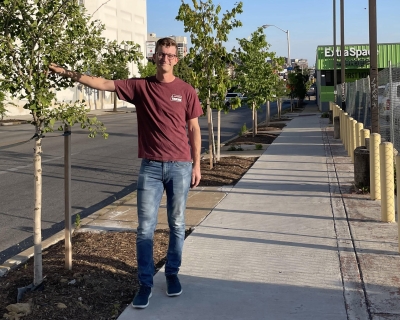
[155,52,177,60]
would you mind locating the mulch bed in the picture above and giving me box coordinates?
[0,120,287,319]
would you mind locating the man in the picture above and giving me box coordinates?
[49,37,202,309]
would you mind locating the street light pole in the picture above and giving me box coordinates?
[262,24,290,68]
[369,0,379,133]
[333,0,337,102]
[340,0,346,110]
[286,29,291,68]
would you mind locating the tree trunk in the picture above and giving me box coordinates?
[252,102,255,138]
[211,116,217,166]
[266,100,270,127]
[290,95,293,112]
[207,96,213,169]
[254,105,258,135]
[217,110,221,162]
[33,135,43,286]
[64,125,72,270]
[113,92,117,112]
[277,98,281,119]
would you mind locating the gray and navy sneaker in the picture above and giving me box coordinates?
[132,285,152,308]
[166,274,182,297]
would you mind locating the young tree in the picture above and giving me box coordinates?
[234,27,284,136]
[174,55,193,84]
[138,60,157,77]
[92,40,143,111]
[176,0,243,167]
[288,65,310,106]
[275,78,289,119]
[0,0,108,286]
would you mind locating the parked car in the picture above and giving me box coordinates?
[307,86,315,96]
[224,92,246,107]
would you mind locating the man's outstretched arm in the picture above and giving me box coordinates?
[49,63,116,92]
[187,117,201,188]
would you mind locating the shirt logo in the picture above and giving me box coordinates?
[170,94,182,102]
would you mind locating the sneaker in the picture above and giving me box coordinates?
[166,274,182,297]
[131,286,152,309]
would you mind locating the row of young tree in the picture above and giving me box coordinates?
[0,0,310,287]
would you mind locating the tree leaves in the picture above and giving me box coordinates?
[0,0,107,134]
[91,40,143,80]
[234,27,285,109]
[176,0,243,112]
[288,66,310,100]
[42,101,108,139]
[138,60,157,78]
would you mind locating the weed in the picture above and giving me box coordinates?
[355,184,370,194]
[239,123,247,136]
[359,186,370,194]
[75,213,81,229]
[255,144,263,150]
[227,144,243,151]
[321,112,329,118]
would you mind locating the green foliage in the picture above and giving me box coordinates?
[138,61,157,78]
[174,56,193,84]
[255,144,263,150]
[227,144,243,151]
[321,112,329,118]
[239,123,247,136]
[43,101,108,139]
[74,213,81,229]
[0,0,106,133]
[91,40,143,80]
[288,66,309,100]
[176,0,243,112]
[234,27,284,110]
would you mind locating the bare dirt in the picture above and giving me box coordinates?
[0,120,287,320]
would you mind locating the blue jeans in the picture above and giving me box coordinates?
[136,159,192,287]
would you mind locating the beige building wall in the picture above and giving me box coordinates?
[68,0,147,110]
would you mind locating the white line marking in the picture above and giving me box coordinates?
[0,153,79,175]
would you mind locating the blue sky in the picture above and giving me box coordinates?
[147,0,400,67]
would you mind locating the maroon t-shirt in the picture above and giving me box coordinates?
[114,76,203,161]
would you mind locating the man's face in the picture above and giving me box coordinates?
[153,45,178,74]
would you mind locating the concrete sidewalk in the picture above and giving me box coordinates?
[3,100,400,319]
[117,102,400,320]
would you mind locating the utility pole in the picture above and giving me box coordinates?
[369,0,379,133]
[333,0,337,103]
[340,0,346,110]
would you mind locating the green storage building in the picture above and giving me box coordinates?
[315,43,400,112]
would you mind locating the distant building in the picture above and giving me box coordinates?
[293,59,308,70]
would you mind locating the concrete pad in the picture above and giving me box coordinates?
[326,125,400,319]
[78,186,227,232]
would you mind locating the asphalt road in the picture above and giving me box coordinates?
[0,101,290,264]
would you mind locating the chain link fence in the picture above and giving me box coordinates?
[336,63,400,152]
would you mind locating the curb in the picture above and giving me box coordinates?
[0,120,30,126]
